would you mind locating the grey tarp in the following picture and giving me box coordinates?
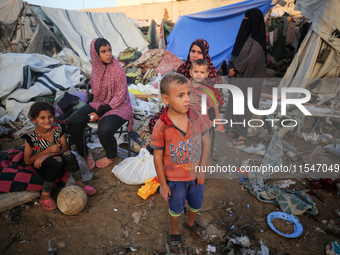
[40,7,149,72]
[278,0,340,98]
[0,53,84,120]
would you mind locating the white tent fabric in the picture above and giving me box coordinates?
[278,0,340,98]
[0,53,60,99]
[41,7,149,71]
[0,0,22,26]
[0,53,84,120]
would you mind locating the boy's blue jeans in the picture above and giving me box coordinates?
[167,180,204,217]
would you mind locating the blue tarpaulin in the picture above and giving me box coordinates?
[166,0,272,69]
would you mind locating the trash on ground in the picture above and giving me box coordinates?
[324,144,340,156]
[207,244,216,252]
[230,235,251,248]
[273,180,296,189]
[325,240,340,255]
[267,211,303,238]
[132,211,142,224]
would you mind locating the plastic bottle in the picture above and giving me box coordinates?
[286,151,300,161]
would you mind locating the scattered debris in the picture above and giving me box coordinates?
[130,247,138,252]
[207,244,216,252]
[258,239,270,255]
[57,241,66,248]
[2,207,21,224]
[335,209,340,217]
[132,211,142,224]
[230,235,251,248]
[206,224,227,243]
[323,219,340,237]
[273,180,296,189]
[2,232,23,253]
[48,238,57,255]
[240,144,267,156]
[325,240,340,255]
[324,144,340,156]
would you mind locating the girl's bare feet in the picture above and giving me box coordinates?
[95,156,118,168]
[40,191,51,201]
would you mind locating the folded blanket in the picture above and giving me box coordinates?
[0,146,68,193]
[245,182,318,215]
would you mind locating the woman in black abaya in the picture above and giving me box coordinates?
[226,8,267,146]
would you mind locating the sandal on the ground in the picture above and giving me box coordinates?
[86,154,95,170]
[95,157,118,169]
[233,137,248,146]
[39,197,57,211]
[183,221,208,242]
[83,185,97,196]
[169,234,184,254]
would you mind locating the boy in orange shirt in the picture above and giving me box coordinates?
[151,73,210,253]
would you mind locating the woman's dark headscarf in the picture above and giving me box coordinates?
[177,38,220,79]
[232,8,267,56]
[94,38,111,57]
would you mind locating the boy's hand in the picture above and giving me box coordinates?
[196,172,205,185]
[34,154,49,169]
[160,184,171,202]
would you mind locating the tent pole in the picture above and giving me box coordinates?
[0,22,13,52]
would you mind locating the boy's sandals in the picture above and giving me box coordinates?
[95,156,118,169]
[39,197,57,211]
[233,137,248,146]
[169,234,184,254]
[83,185,97,196]
[183,221,208,242]
[86,154,95,170]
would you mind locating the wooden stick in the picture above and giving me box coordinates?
[4,119,17,130]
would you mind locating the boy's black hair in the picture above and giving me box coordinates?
[29,102,55,119]
[160,72,189,95]
[191,59,209,71]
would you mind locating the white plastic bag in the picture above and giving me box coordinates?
[71,151,93,182]
[111,148,157,185]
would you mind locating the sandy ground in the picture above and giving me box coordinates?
[1,119,340,255]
